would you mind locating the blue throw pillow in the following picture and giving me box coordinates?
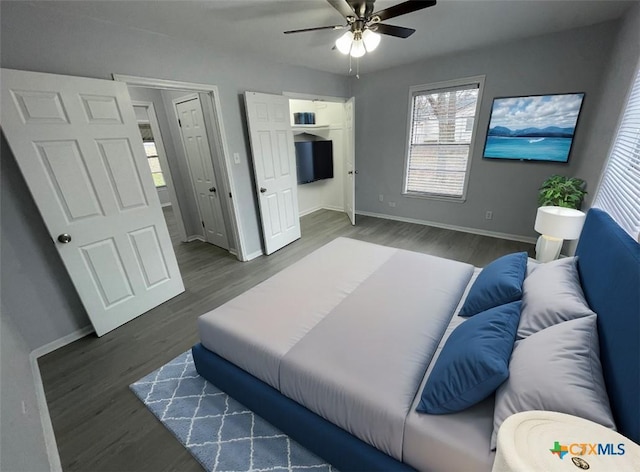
[458,252,527,317]
[416,301,521,414]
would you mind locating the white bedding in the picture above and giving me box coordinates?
[197,237,495,470]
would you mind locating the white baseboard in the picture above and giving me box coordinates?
[30,325,93,472]
[299,205,346,217]
[299,206,323,217]
[160,202,172,208]
[29,353,62,472]
[356,211,537,244]
[244,249,263,261]
[185,235,205,243]
[31,325,94,359]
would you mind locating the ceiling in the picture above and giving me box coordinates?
[29,0,634,75]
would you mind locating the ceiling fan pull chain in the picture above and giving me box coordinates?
[356,57,360,79]
[348,54,353,75]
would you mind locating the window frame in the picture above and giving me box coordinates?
[402,75,485,203]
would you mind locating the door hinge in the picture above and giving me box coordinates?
[201,220,205,228]
[229,192,232,198]
[178,119,182,128]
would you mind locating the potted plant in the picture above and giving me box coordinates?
[538,175,587,210]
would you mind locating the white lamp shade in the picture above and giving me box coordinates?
[335,31,353,55]
[534,206,586,240]
[350,39,366,57]
[362,29,381,52]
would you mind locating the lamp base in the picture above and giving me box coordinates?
[535,235,563,263]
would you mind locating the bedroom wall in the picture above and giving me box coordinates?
[351,20,619,240]
[576,2,640,208]
[0,312,52,472]
[0,1,349,346]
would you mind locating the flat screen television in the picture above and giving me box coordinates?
[483,92,585,163]
[295,140,333,184]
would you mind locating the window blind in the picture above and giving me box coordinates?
[404,82,481,198]
[593,67,640,240]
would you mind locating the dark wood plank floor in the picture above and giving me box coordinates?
[39,208,533,472]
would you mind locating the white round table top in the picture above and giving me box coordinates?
[493,411,640,472]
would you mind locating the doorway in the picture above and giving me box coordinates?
[115,74,245,260]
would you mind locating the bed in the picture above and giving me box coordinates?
[192,208,639,471]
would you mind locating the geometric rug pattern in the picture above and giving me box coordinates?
[130,351,335,472]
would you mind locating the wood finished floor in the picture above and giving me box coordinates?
[39,208,534,472]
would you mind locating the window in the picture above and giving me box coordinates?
[138,124,166,187]
[403,77,484,200]
[593,66,640,240]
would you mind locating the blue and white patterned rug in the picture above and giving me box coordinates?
[130,351,334,472]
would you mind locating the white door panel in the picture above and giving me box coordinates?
[245,92,301,255]
[1,68,184,336]
[175,97,229,249]
[345,97,356,225]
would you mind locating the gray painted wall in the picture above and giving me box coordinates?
[352,21,619,239]
[577,2,640,207]
[0,1,349,343]
[0,1,349,258]
[0,312,51,472]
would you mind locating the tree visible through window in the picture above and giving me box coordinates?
[404,78,483,199]
[138,124,166,187]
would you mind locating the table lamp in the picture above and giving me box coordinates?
[534,206,586,262]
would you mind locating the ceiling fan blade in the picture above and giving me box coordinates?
[326,0,356,19]
[284,25,345,34]
[375,23,416,38]
[373,0,436,22]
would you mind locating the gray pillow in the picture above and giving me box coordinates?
[517,256,595,339]
[491,315,615,449]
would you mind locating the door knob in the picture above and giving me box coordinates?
[57,233,72,244]
[354,170,359,174]
[209,186,217,193]
[260,187,267,193]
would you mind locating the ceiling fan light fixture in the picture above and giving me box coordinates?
[335,31,354,55]
[362,29,381,52]
[350,38,366,58]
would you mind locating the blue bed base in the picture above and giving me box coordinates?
[193,208,639,470]
[192,343,413,471]
[575,208,640,444]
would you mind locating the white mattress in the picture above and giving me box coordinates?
[197,237,494,469]
[198,237,399,388]
[403,275,496,471]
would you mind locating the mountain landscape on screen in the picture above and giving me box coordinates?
[484,93,585,162]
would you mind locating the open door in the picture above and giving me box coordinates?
[174,95,229,250]
[244,91,301,255]
[344,97,356,225]
[1,69,184,336]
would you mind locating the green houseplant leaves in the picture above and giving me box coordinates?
[538,175,587,209]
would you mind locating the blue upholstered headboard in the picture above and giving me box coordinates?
[575,208,639,444]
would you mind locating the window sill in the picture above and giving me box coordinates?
[402,192,467,204]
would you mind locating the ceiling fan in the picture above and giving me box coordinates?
[284,0,437,58]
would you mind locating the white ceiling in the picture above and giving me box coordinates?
[30,0,634,75]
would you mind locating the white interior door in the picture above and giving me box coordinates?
[344,97,356,225]
[244,91,301,255]
[1,68,184,336]
[175,96,229,250]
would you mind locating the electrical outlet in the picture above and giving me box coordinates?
[379,194,384,202]
[388,201,397,208]
[485,211,493,220]
[233,152,241,164]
